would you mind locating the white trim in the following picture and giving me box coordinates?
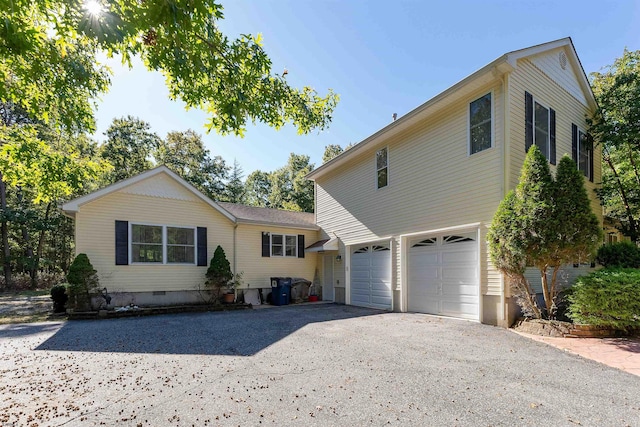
[129,222,197,265]
[468,91,494,156]
[307,38,597,181]
[61,166,236,223]
[270,233,298,258]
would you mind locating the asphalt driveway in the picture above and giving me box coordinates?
[0,304,638,426]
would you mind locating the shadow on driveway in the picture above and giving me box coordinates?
[35,304,383,356]
[0,322,63,339]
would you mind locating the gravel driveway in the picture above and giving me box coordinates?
[0,304,638,426]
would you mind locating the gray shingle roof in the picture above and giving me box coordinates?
[217,202,317,229]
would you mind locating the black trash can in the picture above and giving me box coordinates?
[270,277,291,306]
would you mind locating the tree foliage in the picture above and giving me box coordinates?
[100,116,160,183]
[156,130,229,200]
[488,146,601,318]
[322,143,353,163]
[205,245,233,302]
[588,49,640,243]
[1,0,338,136]
[66,253,99,311]
[224,160,246,204]
[245,153,314,212]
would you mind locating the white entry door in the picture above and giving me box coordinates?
[350,243,392,310]
[408,231,479,320]
[323,255,334,301]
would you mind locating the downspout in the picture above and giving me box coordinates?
[501,71,511,326]
[233,223,238,302]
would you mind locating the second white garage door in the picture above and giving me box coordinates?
[408,231,479,320]
[350,243,392,310]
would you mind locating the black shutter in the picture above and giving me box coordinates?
[115,220,128,265]
[571,124,578,164]
[197,227,207,266]
[297,234,305,258]
[525,91,533,153]
[549,108,556,165]
[262,232,270,257]
[588,134,594,182]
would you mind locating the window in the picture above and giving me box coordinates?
[271,234,297,257]
[572,124,594,182]
[534,101,550,159]
[167,227,195,263]
[130,224,195,264]
[577,129,592,178]
[525,92,556,163]
[469,93,492,154]
[131,224,163,263]
[376,147,388,189]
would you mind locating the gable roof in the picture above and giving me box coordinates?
[217,202,318,230]
[61,166,236,222]
[307,37,597,181]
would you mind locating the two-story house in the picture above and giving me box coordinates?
[306,37,601,327]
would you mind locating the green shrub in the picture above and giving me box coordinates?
[596,242,640,268]
[66,254,99,311]
[205,246,233,302]
[50,284,69,313]
[568,268,640,330]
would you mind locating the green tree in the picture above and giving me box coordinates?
[205,245,233,302]
[322,143,354,163]
[270,153,315,212]
[224,159,246,204]
[100,116,160,183]
[156,130,228,200]
[66,253,99,311]
[245,170,272,208]
[488,147,601,318]
[588,49,640,243]
[1,0,338,137]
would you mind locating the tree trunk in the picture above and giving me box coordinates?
[31,203,52,286]
[16,188,35,286]
[539,265,553,317]
[0,172,11,288]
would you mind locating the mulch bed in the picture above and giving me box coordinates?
[512,318,632,338]
[67,303,252,320]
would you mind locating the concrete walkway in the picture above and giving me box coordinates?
[514,331,640,377]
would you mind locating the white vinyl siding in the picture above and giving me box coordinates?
[74,172,235,293]
[509,57,602,227]
[235,224,318,289]
[315,80,505,305]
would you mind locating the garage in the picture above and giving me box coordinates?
[408,231,479,320]
[350,243,392,310]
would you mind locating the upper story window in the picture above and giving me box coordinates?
[131,224,195,264]
[525,92,556,164]
[534,101,550,159]
[376,147,388,189]
[469,93,492,154]
[572,124,594,182]
[271,234,298,257]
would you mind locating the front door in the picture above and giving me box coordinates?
[323,255,334,301]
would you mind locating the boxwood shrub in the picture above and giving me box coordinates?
[568,268,640,330]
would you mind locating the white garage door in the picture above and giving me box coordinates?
[408,231,479,320]
[350,243,392,310]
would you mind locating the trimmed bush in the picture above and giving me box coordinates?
[596,242,640,268]
[205,246,233,302]
[568,268,640,330]
[50,284,69,313]
[66,254,99,311]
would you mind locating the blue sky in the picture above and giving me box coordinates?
[93,0,640,175]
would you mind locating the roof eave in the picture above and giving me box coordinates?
[306,54,513,181]
[236,218,319,231]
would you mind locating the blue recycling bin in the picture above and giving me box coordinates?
[270,277,292,306]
